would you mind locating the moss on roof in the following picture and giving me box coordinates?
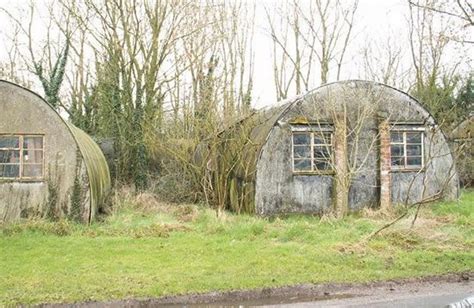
[68,124,111,221]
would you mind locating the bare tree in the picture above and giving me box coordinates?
[360,33,411,89]
[408,0,473,40]
[0,0,72,111]
[266,0,358,100]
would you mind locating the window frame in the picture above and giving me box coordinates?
[389,127,424,171]
[0,134,45,182]
[291,126,334,175]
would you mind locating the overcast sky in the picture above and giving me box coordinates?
[0,0,470,109]
[252,0,408,107]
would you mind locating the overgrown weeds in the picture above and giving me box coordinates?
[1,219,74,236]
[1,190,472,305]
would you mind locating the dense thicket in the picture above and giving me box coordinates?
[0,0,472,214]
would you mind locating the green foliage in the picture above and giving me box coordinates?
[69,177,82,221]
[45,164,61,221]
[430,189,474,226]
[455,74,474,118]
[34,39,69,110]
[0,190,472,305]
[412,74,473,127]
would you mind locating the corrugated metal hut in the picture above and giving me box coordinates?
[205,80,459,215]
[0,80,111,223]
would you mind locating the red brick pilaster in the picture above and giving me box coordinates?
[334,117,348,217]
[379,119,391,210]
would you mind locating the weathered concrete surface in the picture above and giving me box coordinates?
[0,81,79,221]
[0,81,110,222]
[255,80,459,215]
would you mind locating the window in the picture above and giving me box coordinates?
[0,135,44,180]
[390,130,423,169]
[292,130,333,173]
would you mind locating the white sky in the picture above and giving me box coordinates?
[0,0,470,109]
[251,0,408,107]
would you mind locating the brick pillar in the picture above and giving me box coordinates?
[334,117,348,217]
[379,119,391,210]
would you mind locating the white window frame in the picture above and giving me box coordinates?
[389,128,424,171]
[0,134,45,181]
[291,127,334,174]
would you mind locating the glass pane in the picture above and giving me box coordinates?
[407,157,422,166]
[390,132,403,143]
[314,133,331,145]
[0,164,20,178]
[293,145,311,159]
[0,136,19,148]
[390,144,404,156]
[314,146,330,159]
[23,150,43,164]
[391,157,404,166]
[22,164,43,178]
[293,133,311,145]
[406,132,422,143]
[23,137,43,150]
[294,159,311,171]
[314,160,330,170]
[0,150,20,164]
[407,144,422,156]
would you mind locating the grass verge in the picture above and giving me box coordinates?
[0,189,472,305]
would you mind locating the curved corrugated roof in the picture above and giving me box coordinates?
[68,125,111,221]
[209,96,300,213]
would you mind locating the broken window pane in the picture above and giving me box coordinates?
[23,150,43,164]
[0,150,20,164]
[23,136,43,149]
[0,135,44,180]
[294,159,311,171]
[293,133,310,145]
[22,164,43,178]
[0,164,20,178]
[0,136,19,148]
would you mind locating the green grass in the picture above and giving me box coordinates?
[1,190,473,305]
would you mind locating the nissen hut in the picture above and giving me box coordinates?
[0,80,110,223]
[207,80,459,215]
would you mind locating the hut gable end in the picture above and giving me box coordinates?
[0,80,110,223]
[214,80,459,215]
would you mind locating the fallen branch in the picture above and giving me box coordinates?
[367,192,442,239]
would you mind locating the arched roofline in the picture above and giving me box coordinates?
[0,79,110,222]
[0,79,77,136]
[256,79,451,166]
[279,79,438,123]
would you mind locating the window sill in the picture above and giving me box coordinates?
[0,179,45,183]
[390,167,425,173]
[293,171,335,176]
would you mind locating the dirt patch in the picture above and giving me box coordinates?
[36,272,472,307]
